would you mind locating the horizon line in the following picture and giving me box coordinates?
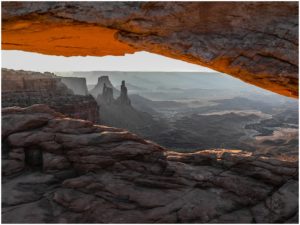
[2,67,221,74]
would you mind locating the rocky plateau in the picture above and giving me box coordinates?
[2,104,298,223]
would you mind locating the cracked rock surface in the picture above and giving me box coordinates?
[2,104,298,223]
[2,2,298,98]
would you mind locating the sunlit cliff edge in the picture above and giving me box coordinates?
[2,2,298,98]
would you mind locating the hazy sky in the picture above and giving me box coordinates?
[2,50,214,72]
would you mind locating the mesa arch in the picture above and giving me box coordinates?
[2,2,298,98]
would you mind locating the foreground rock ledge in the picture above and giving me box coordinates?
[2,104,298,223]
[2,2,299,98]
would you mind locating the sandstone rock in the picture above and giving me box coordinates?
[43,152,71,172]
[2,150,25,176]
[2,172,57,206]
[211,209,253,223]
[2,103,63,116]
[1,105,298,223]
[209,170,273,205]
[1,68,70,93]
[53,188,97,213]
[251,179,298,223]
[2,68,99,122]
[2,2,298,97]
[2,113,52,138]
[8,131,55,148]
[2,104,61,139]
[45,118,95,134]
[2,199,54,223]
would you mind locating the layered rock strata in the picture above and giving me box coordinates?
[2,68,99,122]
[2,2,298,97]
[2,104,298,223]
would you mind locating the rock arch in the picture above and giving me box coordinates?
[2,2,298,98]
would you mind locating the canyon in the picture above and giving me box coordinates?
[95,77,165,136]
[77,72,298,158]
[2,104,298,223]
[2,70,298,223]
[2,2,298,98]
[1,2,298,223]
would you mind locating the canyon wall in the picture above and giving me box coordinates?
[2,104,298,223]
[60,77,88,96]
[2,2,298,98]
[2,69,99,122]
[2,69,69,93]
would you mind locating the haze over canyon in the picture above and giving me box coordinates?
[1,1,298,224]
[2,68,298,223]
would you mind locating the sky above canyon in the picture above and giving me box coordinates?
[2,50,214,72]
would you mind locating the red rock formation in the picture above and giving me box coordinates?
[2,2,298,98]
[2,68,99,122]
[2,105,298,223]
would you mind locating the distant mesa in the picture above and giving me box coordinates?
[2,68,99,122]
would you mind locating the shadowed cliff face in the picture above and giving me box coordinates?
[2,2,298,98]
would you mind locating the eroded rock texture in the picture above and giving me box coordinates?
[2,68,99,122]
[2,2,298,97]
[2,104,298,223]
